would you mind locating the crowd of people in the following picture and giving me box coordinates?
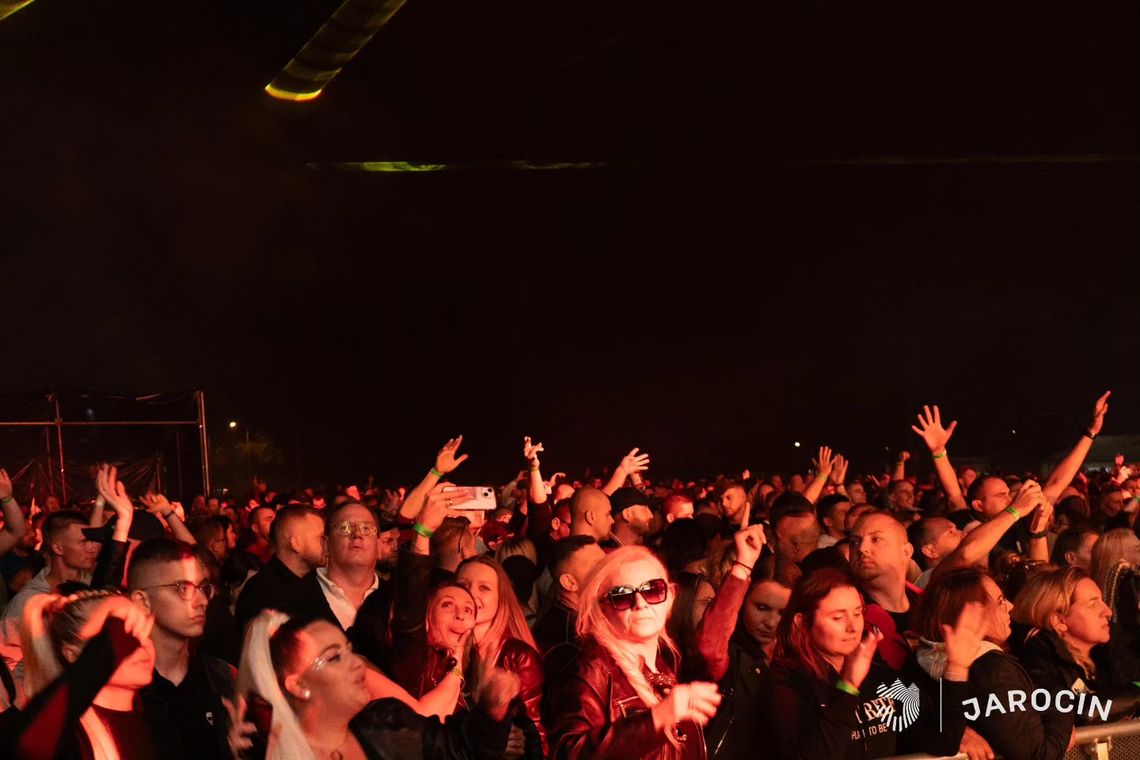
[0,392,1138,759]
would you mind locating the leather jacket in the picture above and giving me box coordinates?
[497,637,547,756]
[350,698,511,760]
[550,637,705,760]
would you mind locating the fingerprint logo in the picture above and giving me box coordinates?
[875,679,921,732]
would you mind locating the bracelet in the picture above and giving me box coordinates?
[0,496,13,505]
[528,465,539,472]
[430,467,444,479]
[412,522,435,538]
[835,679,860,696]
[932,450,947,460]
[732,561,754,573]
[1004,506,1021,520]
[161,509,174,519]
[1029,530,1048,539]
[1083,430,1097,441]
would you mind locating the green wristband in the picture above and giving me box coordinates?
[412,522,434,539]
[430,467,443,479]
[932,451,947,460]
[835,679,860,696]
[1004,505,1021,520]
[0,496,13,506]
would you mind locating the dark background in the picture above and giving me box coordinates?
[2,0,1139,494]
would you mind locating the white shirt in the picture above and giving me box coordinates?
[315,567,379,630]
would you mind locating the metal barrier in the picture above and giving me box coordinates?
[885,719,1140,760]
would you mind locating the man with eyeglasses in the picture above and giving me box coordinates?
[318,501,383,630]
[128,538,236,759]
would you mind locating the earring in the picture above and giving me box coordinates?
[303,689,311,700]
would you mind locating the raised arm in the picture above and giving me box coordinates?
[601,448,650,496]
[0,469,27,557]
[142,492,196,544]
[891,450,910,483]
[933,481,1045,580]
[802,447,835,505]
[523,436,547,506]
[1042,391,1110,505]
[399,436,469,522]
[911,404,968,512]
[694,525,765,681]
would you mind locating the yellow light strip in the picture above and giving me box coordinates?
[264,83,323,102]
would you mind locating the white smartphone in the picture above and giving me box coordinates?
[441,485,496,511]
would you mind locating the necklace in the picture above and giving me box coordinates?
[309,731,351,760]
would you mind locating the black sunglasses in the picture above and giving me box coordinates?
[605,578,669,611]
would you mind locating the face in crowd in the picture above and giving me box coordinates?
[602,557,673,644]
[327,504,379,570]
[742,581,791,653]
[427,585,476,651]
[849,513,913,585]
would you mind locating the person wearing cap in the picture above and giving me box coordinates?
[0,510,99,675]
[605,487,654,548]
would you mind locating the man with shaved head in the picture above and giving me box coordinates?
[234,504,332,631]
[568,487,614,543]
[849,510,918,669]
[772,509,822,565]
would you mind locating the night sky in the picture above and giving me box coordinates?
[2,0,1139,492]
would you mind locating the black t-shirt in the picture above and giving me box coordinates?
[139,653,234,760]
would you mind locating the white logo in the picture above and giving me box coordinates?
[875,679,921,732]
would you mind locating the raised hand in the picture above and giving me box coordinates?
[523,436,544,468]
[618,447,651,477]
[830,455,849,487]
[419,483,455,532]
[1088,391,1111,437]
[435,436,469,475]
[652,682,722,729]
[1029,496,1054,535]
[345,485,362,502]
[911,404,958,454]
[96,464,133,520]
[840,626,884,689]
[1010,480,1044,517]
[0,469,12,501]
[897,450,912,464]
[813,446,835,479]
[733,525,766,568]
[141,492,172,516]
[943,601,986,673]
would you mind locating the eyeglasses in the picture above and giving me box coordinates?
[142,580,216,601]
[605,578,668,611]
[331,521,378,538]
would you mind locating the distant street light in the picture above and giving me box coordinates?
[228,421,237,429]
[793,441,801,448]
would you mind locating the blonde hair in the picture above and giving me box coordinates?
[235,611,317,760]
[576,546,678,711]
[456,556,536,688]
[22,591,126,760]
[1090,528,1136,591]
[1012,565,1098,679]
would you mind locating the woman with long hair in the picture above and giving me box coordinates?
[757,567,980,759]
[915,568,1074,759]
[550,546,722,760]
[1088,528,1140,591]
[665,571,716,666]
[232,610,519,760]
[2,591,157,759]
[1011,565,1117,718]
[455,555,546,756]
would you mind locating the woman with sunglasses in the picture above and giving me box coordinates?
[757,567,981,759]
[232,610,519,760]
[550,546,722,760]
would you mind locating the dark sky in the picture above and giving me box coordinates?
[2,0,1139,491]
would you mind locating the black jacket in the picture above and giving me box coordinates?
[920,649,1073,760]
[1010,624,1139,723]
[139,649,237,760]
[757,657,967,760]
[234,556,336,632]
[349,698,511,760]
